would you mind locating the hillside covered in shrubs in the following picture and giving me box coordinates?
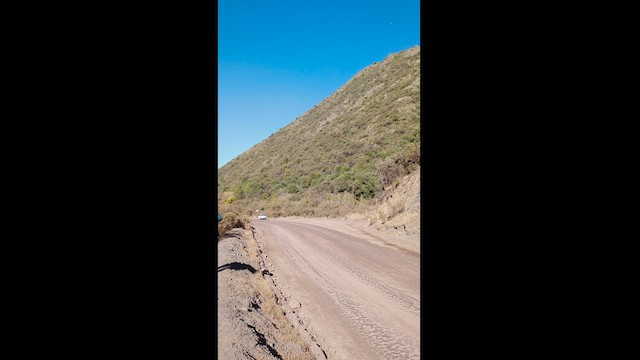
[218,46,420,229]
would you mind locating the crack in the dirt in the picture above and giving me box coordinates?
[242,351,257,360]
[247,324,282,360]
[317,344,328,359]
[250,225,330,360]
[250,300,261,311]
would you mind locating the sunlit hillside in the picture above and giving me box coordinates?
[218,46,420,229]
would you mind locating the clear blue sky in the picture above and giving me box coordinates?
[218,0,420,168]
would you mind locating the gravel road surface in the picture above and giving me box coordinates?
[252,218,420,360]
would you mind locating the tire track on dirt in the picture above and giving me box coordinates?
[293,224,420,318]
[272,223,420,360]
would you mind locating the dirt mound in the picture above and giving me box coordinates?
[345,167,420,252]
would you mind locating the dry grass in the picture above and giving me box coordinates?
[364,167,420,227]
[217,206,250,241]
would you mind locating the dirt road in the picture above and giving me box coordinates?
[252,218,420,360]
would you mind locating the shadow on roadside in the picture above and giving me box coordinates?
[220,231,243,241]
[217,262,257,274]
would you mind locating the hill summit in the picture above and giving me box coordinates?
[218,46,420,220]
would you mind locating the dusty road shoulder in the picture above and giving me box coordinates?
[217,227,324,360]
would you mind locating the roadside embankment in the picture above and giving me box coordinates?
[217,228,323,360]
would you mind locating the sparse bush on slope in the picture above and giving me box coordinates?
[218,46,420,218]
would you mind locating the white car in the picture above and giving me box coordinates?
[257,214,268,220]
